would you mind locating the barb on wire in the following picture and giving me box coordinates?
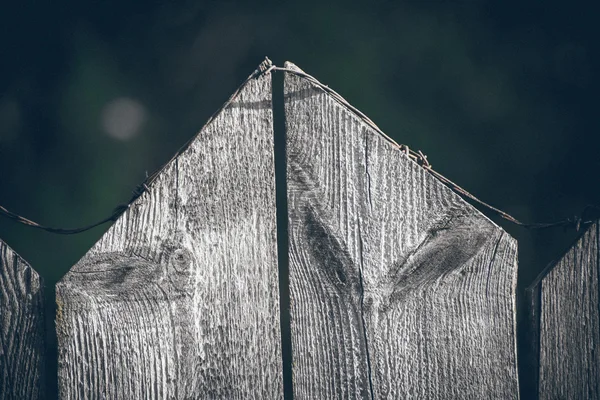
[0,57,597,234]
[274,64,600,231]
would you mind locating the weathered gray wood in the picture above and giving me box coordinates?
[0,239,46,399]
[529,222,600,399]
[284,62,519,399]
[56,67,283,399]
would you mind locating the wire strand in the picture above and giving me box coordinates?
[273,65,599,231]
[0,58,596,234]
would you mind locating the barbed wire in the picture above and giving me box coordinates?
[269,62,600,231]
[1,57,597,235]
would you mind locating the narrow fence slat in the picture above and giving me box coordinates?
[0,239,46,399]
[528,222,600,399]
[56,68,283,399]
[284,62,519,399]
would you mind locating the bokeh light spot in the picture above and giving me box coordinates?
[101,97,146,141]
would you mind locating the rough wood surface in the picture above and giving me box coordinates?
[0,239,46,399]
[284,62,519,399]
[56,69,283,399]
[530,222,600,399]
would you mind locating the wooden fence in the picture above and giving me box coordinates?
[0,60,597,399]
[527,222,600,399]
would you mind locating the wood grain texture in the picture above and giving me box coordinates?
[284,62,519,399]
[56,70,283,399]
[531,222,600,399]
[0,239,46,399]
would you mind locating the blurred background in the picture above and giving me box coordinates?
[0,0,598,397]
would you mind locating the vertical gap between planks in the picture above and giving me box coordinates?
[272,70,294,400]
[45,286,58,399]
[520,268,542,400]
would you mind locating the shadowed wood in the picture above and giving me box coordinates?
[0,239,46,399]
[528,222,600,399]
[56,68,283,399]
[284,62,519,399]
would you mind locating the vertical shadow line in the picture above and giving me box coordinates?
[522,272,542,400]
[272,70,294,400]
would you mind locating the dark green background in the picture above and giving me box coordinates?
[1,1,598,398]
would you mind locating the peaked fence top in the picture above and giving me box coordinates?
[56,62,283,399]
[0,59,529,400]
[283,60,519,399]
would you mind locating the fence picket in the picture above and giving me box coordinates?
[284,62,519,399]
[55,66,283,399]
[528,221,600,399]
[0,239,46,399]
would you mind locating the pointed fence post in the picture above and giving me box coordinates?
[56,64,283,399]
[284,62,519,399]
[0,239,46,399]
[527,221,600,399]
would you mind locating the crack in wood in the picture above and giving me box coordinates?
[284,61,519,399]
[357,218,376,400]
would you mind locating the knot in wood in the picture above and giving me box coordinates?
[170,248,192,273]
